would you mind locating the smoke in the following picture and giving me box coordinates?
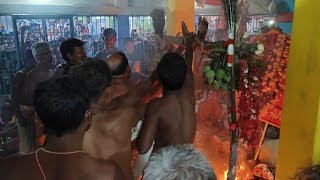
[152,0,166,9]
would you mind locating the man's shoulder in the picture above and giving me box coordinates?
[0,153,34,169]
[13,71,26,81]
[146,98,162,112]
[95,50,107,60]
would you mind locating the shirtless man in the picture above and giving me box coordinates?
[95,28,119,61]
[69,60,157,180]
[12,42,53,152]
[105,52,132,98]
[0,77,124,180]
[105,52,146,99]
[53,38,86,78]
[137,34,196,154]
[11,49,37,126]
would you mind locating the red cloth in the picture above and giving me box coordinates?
[205,0,223,6]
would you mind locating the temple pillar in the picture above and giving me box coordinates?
[166,0,195,36]
[276,0,320,179]
[115,15,130,49]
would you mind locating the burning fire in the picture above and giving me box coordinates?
[224,170,228,179]
[224,168,243,180]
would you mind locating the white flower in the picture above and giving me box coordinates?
[243,32,250,39]
[257,43,264,51]
[255,43,264,55]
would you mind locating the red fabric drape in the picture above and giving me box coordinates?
[205,0,223,6]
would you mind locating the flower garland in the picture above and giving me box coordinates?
[237,58,265,148]
[257,29,290,126]
[236,32,267,149]
[202,31,267,148]
[237,29,290,147]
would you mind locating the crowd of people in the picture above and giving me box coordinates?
[0,28,217,180]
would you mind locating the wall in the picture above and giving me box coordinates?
[195,0,271,15]
[0,0,163,15]
[277,0,295,34]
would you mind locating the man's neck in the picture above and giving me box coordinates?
[35,64,50,72]
[94,92,112,107]
[112,76,128,84]
[105,47,115,52]
[44,133,83,152]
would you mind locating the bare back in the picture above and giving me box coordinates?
[138,88,196,153]
[83,104,141,180]
[137,35,197,154]
[156,92,195,149]
[83,76,153,180]
[0,151,124,180]
[111,78,131,99]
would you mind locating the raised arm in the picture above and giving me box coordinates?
[114,70,159,106]
[183,33,196,92]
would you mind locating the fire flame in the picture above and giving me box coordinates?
[224,170,228,179]
[224,170,240,180]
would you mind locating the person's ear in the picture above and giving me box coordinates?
[67,53,73,61]
[82,110,92,132]
[125,66,131,78]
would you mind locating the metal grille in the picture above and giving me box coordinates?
[195,15,220,41]
[46,19,71,42]
[129,16,154,39]
[246,14,265,35]
[128,16,155,75]
[45,18,72,66]
[73,16,115,57]
[0,16,19,97]
[195,14,265,40]
[15,17,72,67]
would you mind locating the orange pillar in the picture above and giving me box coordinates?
[166,0,195,36]
[276,0,320,179]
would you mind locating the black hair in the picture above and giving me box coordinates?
[74,17,78,19]
[157,53,187,91]
[59,38,85,63]
[293,165,320,180]
[69,60,112,102]
[33,77,89,137]
[108,52,129,76]
[103,28,117,37]
[123,37,134,47]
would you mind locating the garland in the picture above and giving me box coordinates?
[202,31,267,149]
[237,29,290,147]
[236,32,266,148]
[257,29,290,125]
[237,58,265,148]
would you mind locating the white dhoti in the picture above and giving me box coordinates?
[131,120,155,179]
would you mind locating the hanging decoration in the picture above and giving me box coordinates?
[221,0,239,179]
[256,29,291,126]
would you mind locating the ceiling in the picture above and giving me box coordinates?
[0,0,116,6]
[0,0,270,15]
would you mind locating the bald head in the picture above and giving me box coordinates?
[106,52,129,76]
